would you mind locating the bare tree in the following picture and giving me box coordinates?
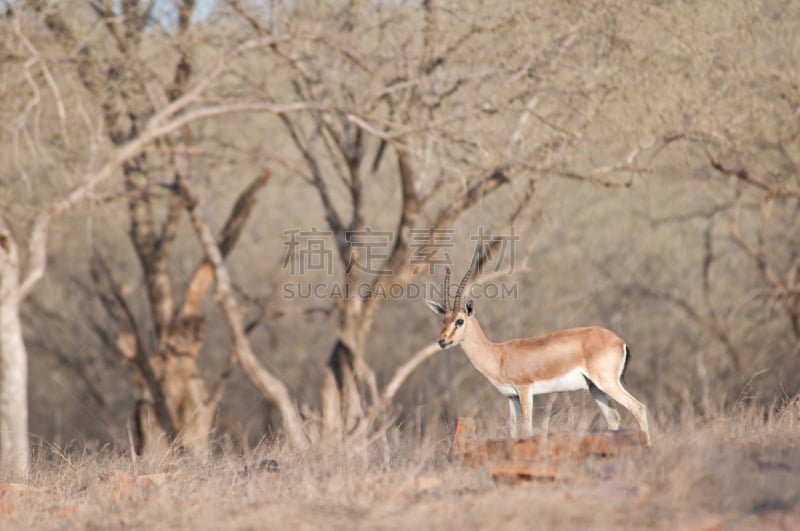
[8,0,311,455]
[627,129,800,410]
[0,142,155,478]
[0,0,339,466]
[0,219,29,480]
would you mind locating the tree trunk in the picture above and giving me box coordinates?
[159,315,211,455]
[321,301,378,443]
[321,339,363,439]
[0,226,29,480]
[132,356,218,458]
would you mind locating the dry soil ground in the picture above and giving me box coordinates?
[2,409,799,530]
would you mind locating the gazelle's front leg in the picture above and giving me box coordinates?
[518,386,534,437]
[508,396,521,438]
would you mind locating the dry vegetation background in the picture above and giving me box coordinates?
[1,0,800,528]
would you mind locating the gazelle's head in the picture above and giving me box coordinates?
[426,264,475,349]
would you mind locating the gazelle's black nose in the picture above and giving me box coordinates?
[438,339,447,348]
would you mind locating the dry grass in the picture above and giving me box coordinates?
[2,407,799,530]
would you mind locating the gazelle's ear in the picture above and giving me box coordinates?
[425,299,447,316]
[465,299,474,316]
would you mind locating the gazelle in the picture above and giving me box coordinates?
[427,265,651,445]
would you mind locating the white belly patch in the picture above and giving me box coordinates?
[493,369,589,397]
[530,369,589,394]
[495,384,518,397]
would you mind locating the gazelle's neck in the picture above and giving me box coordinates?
[459,318,501,372]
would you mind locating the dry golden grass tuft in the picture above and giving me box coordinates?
[1,408,799,530]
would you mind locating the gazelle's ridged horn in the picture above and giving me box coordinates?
[443,267,451,314]
[453,261,474,311]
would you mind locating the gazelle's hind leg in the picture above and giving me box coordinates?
[585,379,621,430]
[594,376,651,446]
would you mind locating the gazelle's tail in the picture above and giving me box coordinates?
[621,344,631,381]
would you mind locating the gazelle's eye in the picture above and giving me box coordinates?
[455,318,464,327]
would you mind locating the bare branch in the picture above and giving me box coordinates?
[17,83,323,304]
[703,145,800,199]
[536,140,657,188]
[180,170,272,319]
[380,148,420,278]
[177,178,309,449]
[218,170,272,256]
[730,199,782,292]
[433,167,512,229]
[632,283,743,373]
[152,35,292,127]
[664,132,800,198]
[278,113,348,261]
[156,188,183,264]
[24,298,111,416]
[730,198,800,337]
[366,341,442,426]
[89,251,178,437]
[381,342,441,404]
[206,346,237,408]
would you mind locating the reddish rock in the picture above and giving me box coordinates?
[415,476,443,492]
[669,515,724,531]
[0,482,25,515]
[55,505,76,517]
[96,469,160,504]
[758,510,800,530]
[451,416,649,481]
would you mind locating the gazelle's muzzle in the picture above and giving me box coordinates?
[438,338,452,349]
